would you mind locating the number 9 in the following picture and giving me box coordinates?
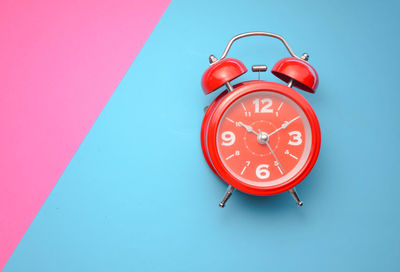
[221,131,235,146]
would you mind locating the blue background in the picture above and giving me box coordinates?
[4,0,400,271]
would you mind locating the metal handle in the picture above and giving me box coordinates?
[218,31,301,61]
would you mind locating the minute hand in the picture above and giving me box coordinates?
[265,141,285,173]
[268,116,300,137]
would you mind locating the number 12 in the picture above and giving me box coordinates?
[253,98,273,113]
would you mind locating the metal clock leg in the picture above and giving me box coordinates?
[287,79,294,88]
[219,185,235,208]
[225,81,234,92]
[289,188,303,206]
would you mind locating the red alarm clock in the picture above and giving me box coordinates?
[201,32,321,208]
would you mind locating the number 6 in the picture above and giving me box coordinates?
[256,164,270,179]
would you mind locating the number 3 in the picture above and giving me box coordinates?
[288,131,302,146]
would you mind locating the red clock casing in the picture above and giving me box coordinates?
[201,81,321,196]
[200,31,321,207]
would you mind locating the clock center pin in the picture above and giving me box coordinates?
[257,131,269,145]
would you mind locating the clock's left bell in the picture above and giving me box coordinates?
[201,57,247,95]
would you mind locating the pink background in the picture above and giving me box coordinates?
[0,0,170,269]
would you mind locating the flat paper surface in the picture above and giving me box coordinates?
[2,0,400,271]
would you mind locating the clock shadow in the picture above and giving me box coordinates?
[213,180,302,216]
[234,190,297,214]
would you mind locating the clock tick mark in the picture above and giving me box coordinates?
[285,150,299,160]
[240,166,247,175]
[277,165,284,175]
[240,102,247,111]
[225,117,234,123]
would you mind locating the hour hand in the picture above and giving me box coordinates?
[238,122,258,135]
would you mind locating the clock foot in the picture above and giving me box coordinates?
[219,185,235,208]
[289,188,303,206]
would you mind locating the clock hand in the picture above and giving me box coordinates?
[268,116,300,137]
[256,128,285,174]
[265,141,285,174]
[237,121,259,136]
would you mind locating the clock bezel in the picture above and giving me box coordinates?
[204,81,321,195]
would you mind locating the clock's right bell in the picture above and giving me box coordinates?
[272,57,319,93]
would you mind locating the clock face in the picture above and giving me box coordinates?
[216,91,312,187]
